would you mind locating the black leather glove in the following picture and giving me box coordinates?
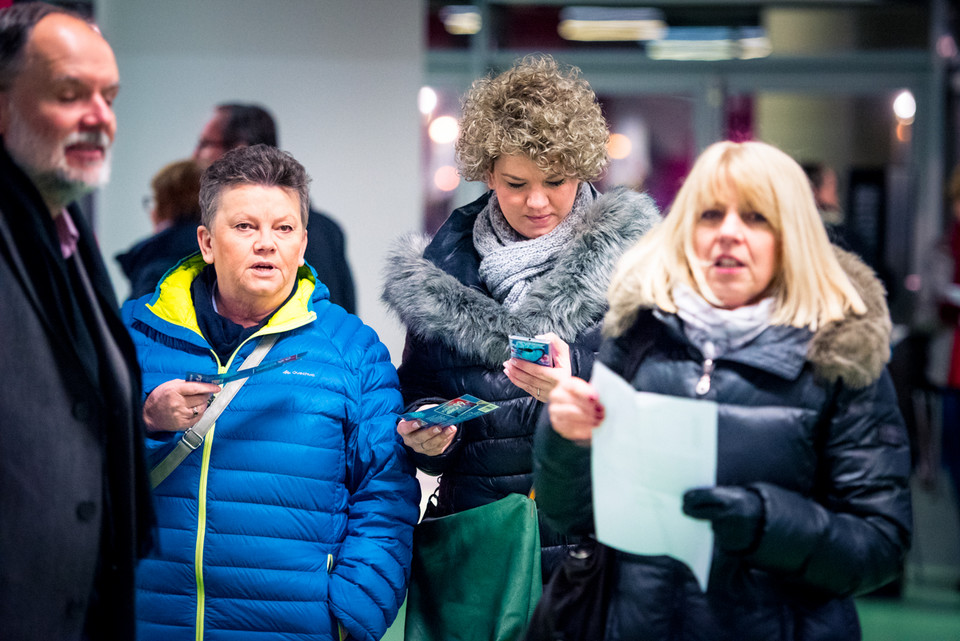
[682,486,764,553]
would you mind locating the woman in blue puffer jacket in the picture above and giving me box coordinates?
[123,145,419,641]
[534,140,912,641]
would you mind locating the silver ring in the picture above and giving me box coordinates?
[536,388,541,401]
[192,406,199,417]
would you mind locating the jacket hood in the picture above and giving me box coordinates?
[605,246,892,389]
[382,187,659,368]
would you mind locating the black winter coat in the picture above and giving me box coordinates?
[0,146,154,640]
[382,187,659,558]
[116,220,200,300]
[533,249,913,641]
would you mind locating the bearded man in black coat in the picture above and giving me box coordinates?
[0,4,153,640]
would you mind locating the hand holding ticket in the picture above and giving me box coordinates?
[185,352,306,385]
[399,394,500,427]
[509,335,555,367]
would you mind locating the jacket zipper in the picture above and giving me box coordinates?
[190,329,295,638]
[695,341,716,396]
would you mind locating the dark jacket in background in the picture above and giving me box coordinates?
[382,187,659,571]
[307,207,356,314]
[533,249,913,641]
[116,220,200,300]
[0,145,154,640]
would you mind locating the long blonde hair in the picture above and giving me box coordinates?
[607,141,866,334]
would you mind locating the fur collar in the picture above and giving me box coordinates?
[605,247,892,389]
[382,188,659,368]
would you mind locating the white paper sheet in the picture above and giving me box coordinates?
[590,361,718,591]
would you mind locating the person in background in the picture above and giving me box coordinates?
[116,158,203,299]
[917,163,960,563]
[382,54,659,576]
[193,102,357,312]
[124,144,419,640]
[803,161,847,247]
[0,4,153,639]
[536,140,912,640]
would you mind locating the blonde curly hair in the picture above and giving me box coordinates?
[455,54,609,182]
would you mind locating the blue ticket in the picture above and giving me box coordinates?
[185,352,307,385]
[509,335,554,366]
[399,394,500,426]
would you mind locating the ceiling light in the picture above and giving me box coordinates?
[647,27,770,61]
[558,6,666,42]
[893,90,916,124]
[428,115,459,144]
[419,87,438,116]
[439,5,482,36]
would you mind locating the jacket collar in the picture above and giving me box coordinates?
[655,310,812,381]
[134,253,319,348]
[610,248,892,389]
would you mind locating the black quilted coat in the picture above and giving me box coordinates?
[532,249,913,641]
[382,187,659,564]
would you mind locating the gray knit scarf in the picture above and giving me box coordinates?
[474,183,594,310]
[673,283,774,359]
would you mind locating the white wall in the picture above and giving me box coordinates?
[94,0,424,360]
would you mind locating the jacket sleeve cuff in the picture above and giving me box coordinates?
[747,482,829,572]
[533,412,594,535]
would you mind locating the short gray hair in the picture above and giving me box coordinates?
[199,144,311,228]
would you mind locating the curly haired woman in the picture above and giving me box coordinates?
[382,54,659,584]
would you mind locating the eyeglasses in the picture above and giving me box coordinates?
[142,195,155,212]
[195,137,225,151]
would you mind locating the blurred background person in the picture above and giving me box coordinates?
[915,163,960,565]
[536,140,912,640]
[193,102,356,312]
[803,161,847,247]
[382,54,659,577]
[802,162,844,226]
[116,158,203,300]
[124,144,418,641]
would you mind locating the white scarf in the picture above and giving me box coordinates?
[672,284,774,359]
[473,183,593,310]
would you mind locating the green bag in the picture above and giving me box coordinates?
[404,493,542,641]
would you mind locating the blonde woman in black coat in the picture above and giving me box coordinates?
[535,140,912,641]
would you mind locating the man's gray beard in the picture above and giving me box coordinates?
[3,103,111,207]
[25,156,111,208]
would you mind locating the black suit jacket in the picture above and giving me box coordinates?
[306,207,356,314]
[0,146,153,640]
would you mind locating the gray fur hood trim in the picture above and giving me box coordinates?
[382,188,659,368]
[605,246,892,389]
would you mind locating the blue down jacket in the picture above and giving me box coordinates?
[533,249,912,641]
[122,254,420,641]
